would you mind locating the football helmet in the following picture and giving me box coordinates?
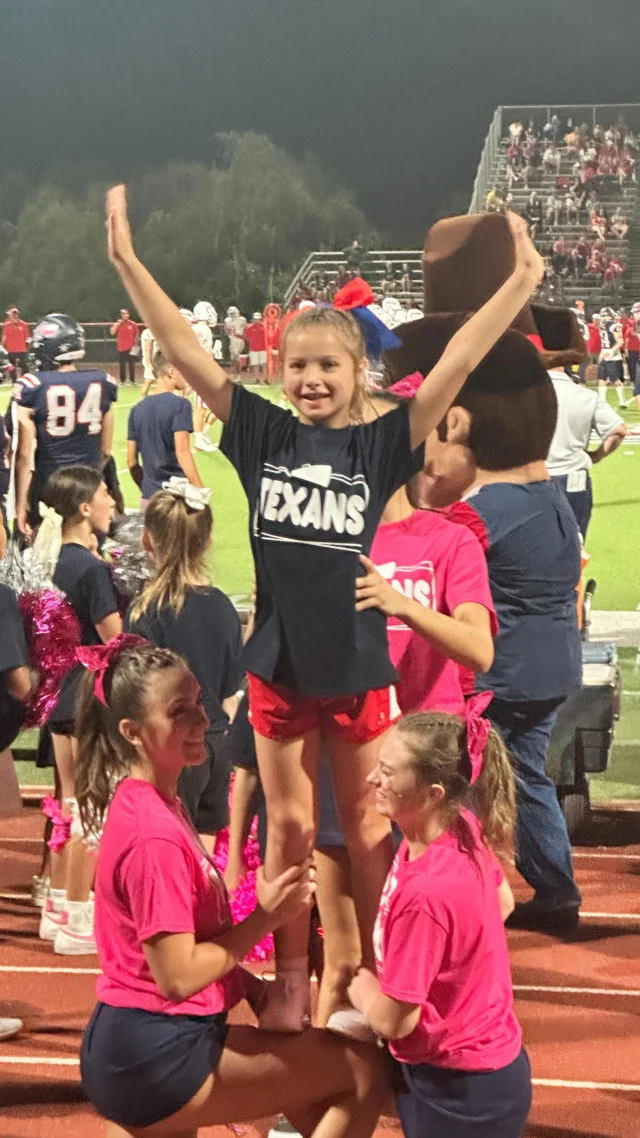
[31,313,85,370]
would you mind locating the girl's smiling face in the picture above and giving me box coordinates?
[121,665,210,779]
[283,327,366,429]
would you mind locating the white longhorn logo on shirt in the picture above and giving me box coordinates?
[255,464,371,549]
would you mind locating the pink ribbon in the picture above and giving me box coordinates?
[388,371,423,399]
[463,691,493,785]
[76,633,147,707]
[42,795,73,852]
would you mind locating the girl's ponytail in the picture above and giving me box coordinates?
[470,727,517,861]
[130,490,212,621]
[74,641,183,837]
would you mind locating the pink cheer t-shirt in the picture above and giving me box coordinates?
[370,510,497,715]
[373,809,521,1071]
[95,778,243,1016]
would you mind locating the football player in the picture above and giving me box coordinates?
[14,314,117,535]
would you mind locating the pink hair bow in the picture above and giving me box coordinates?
[464,691,494,785]
[42,795,72,852]
[76,633,147,707]
[388,371,424,399]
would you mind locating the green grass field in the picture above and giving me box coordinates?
[3,380,640,797]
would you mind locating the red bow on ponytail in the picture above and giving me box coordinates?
[76,634,147,707]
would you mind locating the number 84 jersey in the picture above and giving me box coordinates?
[18,369,117,483]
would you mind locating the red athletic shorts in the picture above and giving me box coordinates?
[247,673,400,744]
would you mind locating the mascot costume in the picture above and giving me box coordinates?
[383,211,586,933]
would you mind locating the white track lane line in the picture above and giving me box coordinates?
[0,966,637,998]
[0,965,99,974]
[513,984,640,996]
[532,1079,640,1092]
[0,1058,638,1092]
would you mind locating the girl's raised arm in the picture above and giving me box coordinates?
[106,185,234,423]
[407,213,544,450]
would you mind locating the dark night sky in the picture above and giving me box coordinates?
[2,0,640,242]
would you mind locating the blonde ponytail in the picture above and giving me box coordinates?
[130,490,213,621]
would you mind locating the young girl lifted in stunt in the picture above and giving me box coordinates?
[348,711,531,1138]
[105,184,543,1032]
[77,638,386,1138]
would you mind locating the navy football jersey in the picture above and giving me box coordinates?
[17,369,117,486]
[599,321,623,360]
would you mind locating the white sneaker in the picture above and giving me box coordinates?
[268,1119,302,1138]
[0,1017,23,1041]
[195,434,218,452]
[31,875,50,909]
[326,1007,376,1043]
[54,924,97,956]
[39,902,68,942]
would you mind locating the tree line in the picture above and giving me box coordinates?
[0,133,376,321]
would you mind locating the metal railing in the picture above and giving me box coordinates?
[468,106,503,214]
[284,249,423,308]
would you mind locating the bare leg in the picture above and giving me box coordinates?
[328,734,393,972]
[129,1026,386,1138]
[255,730,320,1029]
[255,730,320,963]
[314,846,361,1024]
[49,734,75,892]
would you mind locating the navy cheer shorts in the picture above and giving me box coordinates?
[81,1002,228,1128]
[395,1048,531,1138]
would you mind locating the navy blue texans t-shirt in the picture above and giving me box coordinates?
[457,481,582,702]
[0,584,30,751]
[51,543,119,725]
[17,370,117,498]
[221,385,424,697]
[127,392,193,500]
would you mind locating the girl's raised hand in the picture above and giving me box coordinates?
[506,210,545,286]
[106,184,135,268]
[356,554,405,618]
[256,858,317,930]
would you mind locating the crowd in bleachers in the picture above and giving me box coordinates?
[486,115,638,306]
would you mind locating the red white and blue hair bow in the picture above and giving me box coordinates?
[333,276,402,360]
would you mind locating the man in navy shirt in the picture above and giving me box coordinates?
[127,350,203,506]
[14,314,117,534]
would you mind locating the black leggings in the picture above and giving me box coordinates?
[118,351,136,383]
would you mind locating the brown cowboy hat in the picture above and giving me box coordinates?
[383,211,585,382]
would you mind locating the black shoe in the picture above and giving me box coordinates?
[268,1119,302,1137]
[506,900,580,934]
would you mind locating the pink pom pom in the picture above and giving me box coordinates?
[213,775,273,964]
[19,590,81,728]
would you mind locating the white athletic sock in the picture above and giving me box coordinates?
[616,386,627,404]
[49,888,67,913]
[597,385,607,402]
[65,900,93,934]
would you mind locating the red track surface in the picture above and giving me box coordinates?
[1,803,640,1137]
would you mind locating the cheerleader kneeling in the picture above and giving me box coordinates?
[76,637,385,1138]
[347,710,532,1138]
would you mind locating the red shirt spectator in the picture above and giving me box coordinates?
[111,310,139,353]
[623,318,640,352]
[245,319,266,353]
[587,322,602,354]
[2,310,30,354]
